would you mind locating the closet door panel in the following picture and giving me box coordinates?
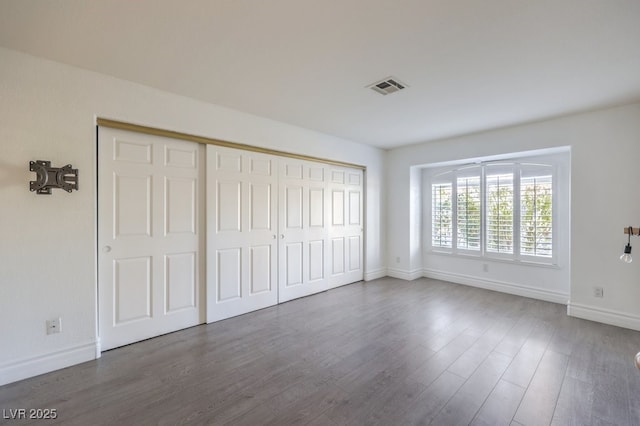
[206,146,278,322]
[328,167,364,288]
[99,128,204,351]
[278,159,329,302]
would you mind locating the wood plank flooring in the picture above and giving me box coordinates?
[2,277,640,425]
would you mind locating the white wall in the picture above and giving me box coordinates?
[0,47,386,385]
[387,166,423,280]
[387,102,640,329]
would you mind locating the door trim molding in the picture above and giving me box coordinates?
[96,118,366,170]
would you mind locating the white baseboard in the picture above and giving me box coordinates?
[364,268,387,281]
[423,268,569,305]
[0,341,98,386]
[387,268,423,281]
[567,302,640,331]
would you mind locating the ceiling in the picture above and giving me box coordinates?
[1,0,639,149]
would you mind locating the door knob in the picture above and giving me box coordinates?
[272,235,277,239]
[280,234,285,239]
[102,246,112,253]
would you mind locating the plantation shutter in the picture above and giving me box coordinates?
[486,167,514,254]
[456,174,481,250]
[428,160,556,264]
[432,182,453,248]
[520,166,553,257]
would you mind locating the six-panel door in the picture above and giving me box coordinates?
[278,159,330,303]
[328,167,364,288]
[98,128,205,351]
[206,146,279,322]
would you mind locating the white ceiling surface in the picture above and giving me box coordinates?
[1,1,639,149]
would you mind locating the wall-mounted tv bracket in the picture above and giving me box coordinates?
[29,160,78,194]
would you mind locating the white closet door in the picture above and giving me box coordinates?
[206,146,278,322]
[328,167,364,288]
[278,159,330,302]
[98,128,204,351]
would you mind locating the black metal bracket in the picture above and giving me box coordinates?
[29,160,78,194]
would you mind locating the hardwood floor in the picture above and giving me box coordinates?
[2,277,640,425]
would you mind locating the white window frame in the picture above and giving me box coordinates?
[426,157,558,266]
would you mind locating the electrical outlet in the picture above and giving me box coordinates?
[594,287,604,298]
[396,257,400,263]
[47,317,62,334]
[483,263,489,273]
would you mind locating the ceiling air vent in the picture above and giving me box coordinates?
[367,77,408,95]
